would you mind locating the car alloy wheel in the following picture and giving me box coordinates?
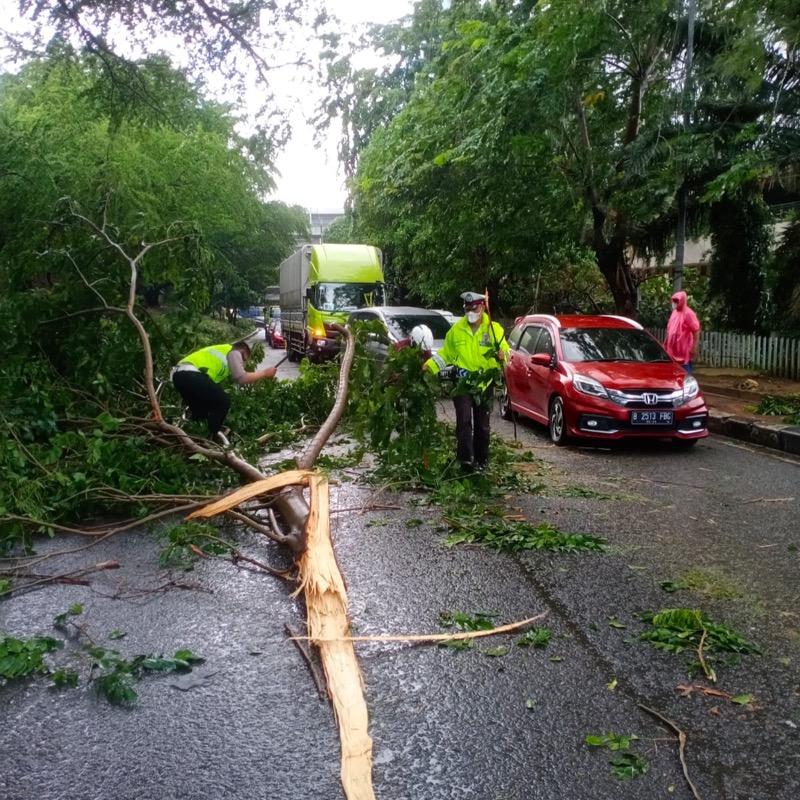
[549,396,568,446]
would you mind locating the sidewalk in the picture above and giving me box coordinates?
[695,367,800,455]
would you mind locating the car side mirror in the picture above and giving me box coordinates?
[306,288,314,301]
[530,352,553,367]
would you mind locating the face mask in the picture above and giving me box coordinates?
[466,310,482,324]
[671,302,679,310]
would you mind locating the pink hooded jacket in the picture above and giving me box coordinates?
[665,291,700,364]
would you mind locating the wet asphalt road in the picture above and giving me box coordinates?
[2,351,799,800]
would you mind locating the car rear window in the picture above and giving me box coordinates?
[385,314,452,340]
[559,327,671,363]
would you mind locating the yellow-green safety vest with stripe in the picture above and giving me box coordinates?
[180,344,233,384]
[425,315,509,375]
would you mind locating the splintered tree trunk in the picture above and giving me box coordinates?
[297,474,374,800]
[187,325,375,798]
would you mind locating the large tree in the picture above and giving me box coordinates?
[0,52,306,409]
[338,0,800,321]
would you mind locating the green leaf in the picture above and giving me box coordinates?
[107,630,127,640]
[484,646,509,657]
[731,694,755,705]
[609,753,648,780]
[525,698,538,710]
[95,671,138,706]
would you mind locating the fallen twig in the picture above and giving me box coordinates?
[741,497,794,504]
[638,703,703,800]
[697,628,715,683]
[231,552,294,580]
[285,623,328,700]
[331,504,402,515]
[2,561,120,598]
[257,423,317,445]
[289,613,547,645]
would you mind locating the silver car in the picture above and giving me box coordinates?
[347,306,453,362]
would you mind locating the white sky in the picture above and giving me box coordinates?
[1,0,417,213]
[270,0,416,212]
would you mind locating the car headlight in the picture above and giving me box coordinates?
[683,375,699,402]
[573,374,609,400]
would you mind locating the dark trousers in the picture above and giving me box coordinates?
[172,371,231,437]
[452,393,491,467]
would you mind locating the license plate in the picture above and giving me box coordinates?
[630,410,674,425]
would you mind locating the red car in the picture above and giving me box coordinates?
[500,314,708,447]
[267,318,285,350]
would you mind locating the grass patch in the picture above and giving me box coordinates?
[552,485,630,500]
[660,568,744,601]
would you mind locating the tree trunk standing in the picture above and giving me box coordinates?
[589,204,638,318]
[595,238,638,318]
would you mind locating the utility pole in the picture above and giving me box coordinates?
[673,0,696,293]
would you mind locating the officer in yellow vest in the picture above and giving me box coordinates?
[171,341,276,438]
[423,292,509,471]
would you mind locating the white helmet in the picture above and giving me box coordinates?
[410,324,434,352]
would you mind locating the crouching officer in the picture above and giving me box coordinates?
[171,340,276,440]
[422,292,509,471]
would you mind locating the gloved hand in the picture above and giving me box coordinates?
[438,366,468,382]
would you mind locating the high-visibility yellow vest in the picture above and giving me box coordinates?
[426,315,509,375]
[180,344,233,383]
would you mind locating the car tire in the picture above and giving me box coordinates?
[549,396,569,446]
[499,384,515,420]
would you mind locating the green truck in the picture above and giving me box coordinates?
[279,243,385,361]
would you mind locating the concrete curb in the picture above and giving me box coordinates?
[707,409,800,455]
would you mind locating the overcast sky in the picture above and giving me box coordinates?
[271,0,416,213]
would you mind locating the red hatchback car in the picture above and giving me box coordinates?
[500,314,708,447]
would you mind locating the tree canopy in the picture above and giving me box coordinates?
[328,0,800,328]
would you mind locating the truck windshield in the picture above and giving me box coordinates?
[316,283,384,312]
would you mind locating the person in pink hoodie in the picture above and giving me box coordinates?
[665,291,701,373]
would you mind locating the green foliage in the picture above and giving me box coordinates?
[159,521,235,568]
[586,731,639,752]
[608,753,649,780]
[443,517,606,554]
[0,635,64,679]
[755,394,800,424]
[708,191,772,332]
[517,627,552,648]
[331,0,800,321]
[586,732,648,780]
[88,647,204,706]
[0,407,230,554]
[765,218,800,334]
[321,213,364,244]
[439,611,496,632]
[346,324,445,478]
[224,359,338,459]
[637,609,763,656]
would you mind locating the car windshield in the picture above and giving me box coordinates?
[316,283,385,312]
[384,313,452,340]
[559,327,672,363]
